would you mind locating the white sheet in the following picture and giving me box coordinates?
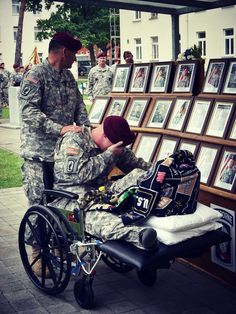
[145,202,222,232]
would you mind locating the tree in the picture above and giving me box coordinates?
[26,1,111,66]
[15,0,27,65]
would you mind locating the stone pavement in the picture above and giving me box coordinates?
[0,123,236,314]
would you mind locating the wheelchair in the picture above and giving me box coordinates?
[18,161,230,309]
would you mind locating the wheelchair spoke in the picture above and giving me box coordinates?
[25,217,41,245]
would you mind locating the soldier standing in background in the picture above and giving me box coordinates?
[86,52,113,103]
[0,62,10,118]
[9,63,23,86]
[52,115,157,250]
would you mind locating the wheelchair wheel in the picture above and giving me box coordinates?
[18,205,71,295]
[101,253,134,273]
[137,268,157,286]
[74,275,94,309]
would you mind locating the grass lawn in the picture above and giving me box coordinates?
[2,107,9,119]
[0,148,23,189]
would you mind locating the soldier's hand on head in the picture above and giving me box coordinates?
[60,125,82,135]
[107,141,124,155]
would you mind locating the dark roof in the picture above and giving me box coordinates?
[68,0,236,15]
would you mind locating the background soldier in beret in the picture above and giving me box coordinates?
[86,51,113,103]
[52,116,157,250]
[0,62,10,117]
[19,31,91,208]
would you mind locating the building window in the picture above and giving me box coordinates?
[38,53,43,63]
[12,0,20,15]
[151,36,159,60]
[135,38,142,60]
[224,28,234,55]
[13,26,18,41]
[197,32,206,57]
[134,11,141,20]
[34,27,40,42]
[150,12,158,19]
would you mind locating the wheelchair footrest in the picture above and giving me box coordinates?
[99,229,230,270]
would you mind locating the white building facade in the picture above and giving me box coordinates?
[119,6,236,67]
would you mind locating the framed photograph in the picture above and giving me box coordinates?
[146,98,174,129]
[195,144,221,185]
[172,61,198,93]
[88,96,110,124]
[134,134,161,162]
[185,97,213,135]
[125,97,151,127]
[227,112,236,141]
[177,139,200,158]
[105,97,129,117]
[202,59,228,94]
[222,59,236,94]
[154,136,179,162]
[205,100,235,138]
[111,64,132,93]
[149,62,174,93]
[129,63,152,93]
[213,148,236,192]
[166,97,192,131]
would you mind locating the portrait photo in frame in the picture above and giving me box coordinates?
[105,97,129,117]
[88,96,110,124]
[177,139,200,158]
[112,64,132,93]
[205,100,235,138]
[166,97,192,131]
[202,59,228,94]
[149,62,174,93]
[125,97,151,127]
[154,136,179,162]
[172,61,198,93]
[134,134,160,162]
[146,98,174,129]
[213,148,236,192]
[129,63,152,93]
[195,144,221,185]
[185,97,213,135]
[222,59,236,94]
[227,112,236,141]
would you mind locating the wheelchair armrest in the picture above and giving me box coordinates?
[43,189,78,200]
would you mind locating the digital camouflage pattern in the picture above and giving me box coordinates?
[52,128,152,248]
[86,65,113,100]
[0,68,10,108]
[19,59,91,205]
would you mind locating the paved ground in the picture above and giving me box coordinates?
[0,121,236,313]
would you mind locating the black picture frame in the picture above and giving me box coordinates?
[125,97,151,127]
[133,133,161,162]
[222,58,236,95]
[146,97,174,129]
[202,58,228,94]
[105,97,129,118]
[177,139,200,158]
[153,135,179,162]
[172,60,198,94]
[88,96,110,124]
[111,64,133,93]
[148,61,174,93]
[129,63,152,93]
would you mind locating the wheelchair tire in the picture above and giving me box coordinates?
[18,205,71,295]
[137,268,157,286]
[101,253,134,273]
[74,275,94,309]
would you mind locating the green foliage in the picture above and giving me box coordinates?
[2,107,9,119]
[0,148,23,189]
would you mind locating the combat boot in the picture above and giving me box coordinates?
[31,247,51,278]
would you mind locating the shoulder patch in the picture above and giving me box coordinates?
[66,147,80,155]
[20,85,32,97]
[26,75,39,84]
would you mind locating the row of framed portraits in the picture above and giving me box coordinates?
[111,58,236,95]
[132,134,236,193]
[88,95,236,140]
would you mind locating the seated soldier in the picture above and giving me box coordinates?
[52,116,158,250]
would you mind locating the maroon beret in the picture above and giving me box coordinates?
[97,51,107,58]
[103,116,136,147]
[13,63,19,69]
[52,32,82,52]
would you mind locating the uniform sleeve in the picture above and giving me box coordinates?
[19,70,62,135]
[74,88,91,127]
[85,68,94,98]
[59,134,115,184]
[116,148,152,174]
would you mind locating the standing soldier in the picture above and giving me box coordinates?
[9,64,23,87]
[0,62,10,118]
[86,52,113,103]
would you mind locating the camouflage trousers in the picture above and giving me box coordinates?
[21,159,45,206]
[85,205,147,250]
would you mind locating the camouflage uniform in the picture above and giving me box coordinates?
[86,65,113,100]
[9,72,23,87]
[19,59,91,206]
[52,128,153,249]
[0,68,10,113]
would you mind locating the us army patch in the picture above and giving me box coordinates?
[21,85,32,97]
